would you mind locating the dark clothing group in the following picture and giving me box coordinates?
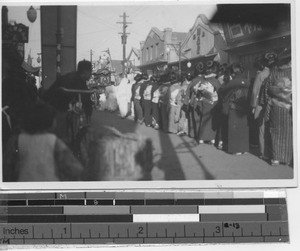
[130,72,251,155]
[129,63,293,165]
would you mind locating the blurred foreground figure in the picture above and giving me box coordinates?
[43,60,93,144]
[3,101,83,182]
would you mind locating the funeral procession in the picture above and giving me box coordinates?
[1,4,294,182]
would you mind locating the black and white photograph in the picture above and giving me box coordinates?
[1,0,297,188]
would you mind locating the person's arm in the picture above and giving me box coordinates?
[54,137,84,181]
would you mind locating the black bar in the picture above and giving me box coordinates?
[86,200,113,205]
[6,200,27,206]
[7,215,66,223]
[28,200,55,206]
[115,200,145,205]
[175,199,205,205]
[54,200,84,205]
[204,199,233,205]
[264,198,286,204]
[65,215,133,222]
[146,200,175,205]
[232,199,264,205]
[7,206,63,215]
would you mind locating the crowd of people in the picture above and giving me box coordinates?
[112,51,293,166]
[2,44,293,182]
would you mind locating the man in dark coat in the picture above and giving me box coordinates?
[43,60,93,144]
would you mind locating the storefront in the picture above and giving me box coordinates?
[222,21,291,81]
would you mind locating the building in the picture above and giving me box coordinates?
[212,4,292,81]
[222,21,291,81]
[127,47,141,70]
[171,14,228,75]
[138,27,187,76]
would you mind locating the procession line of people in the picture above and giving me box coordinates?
[112,51,292,167]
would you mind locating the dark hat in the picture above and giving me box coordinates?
[195,61,206,75]
[134,73,142,82]
[142,72,148,80]
[206,60,214,69]
[253,56,265,71]
[217,63,227,76]
[263,51,278,67]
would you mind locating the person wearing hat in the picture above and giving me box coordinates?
[264,76,292,166]
[255,51,279,161]
[150,75,160,129]
[166,72,181,134]
[184,61,206,139]
[158,73,172,132]
[250,55,271,159]
[140,73,153,127]
[43,60,93,144]
[176,72,193,136]
[219,63,250,155]
[194,60,221,145]
[131,73,144,124]
[258,51,292,165]
[215,63,228,149]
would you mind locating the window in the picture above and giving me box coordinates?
[145,47,149,62]
[150,45,154,60]
[228,24,244,39]
[148,47,151,61]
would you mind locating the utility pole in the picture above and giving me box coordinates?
[90,49,93,63]
[178,42,182,80]
[117,12,131,75]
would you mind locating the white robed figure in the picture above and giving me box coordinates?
[104,84,119,112]
[116,75,134,118]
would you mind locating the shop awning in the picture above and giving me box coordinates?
[138,59,168,69]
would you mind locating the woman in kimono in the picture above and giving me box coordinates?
[158,74,171,132]
[176,73,192,136]
[194,61,220,145]
[186,62,206,139]
[150,76,160,129]
[167,73,181,133]
[263,58,292,165]
[220,63,250,155]
[131,74,144,124]
[141,74,154,127]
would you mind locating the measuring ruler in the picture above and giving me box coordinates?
[0,190,289,245]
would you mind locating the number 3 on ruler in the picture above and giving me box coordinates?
[215,226,221,233]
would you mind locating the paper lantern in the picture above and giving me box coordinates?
[27,6,37,23]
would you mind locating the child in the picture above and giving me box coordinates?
[3,101,83,182]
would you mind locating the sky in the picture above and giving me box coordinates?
[4,1,217,66]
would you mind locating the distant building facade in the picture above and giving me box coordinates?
[127,47,141,70]
[138,15,228,77]
[138,27,187,76]
[171,14,228,75]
